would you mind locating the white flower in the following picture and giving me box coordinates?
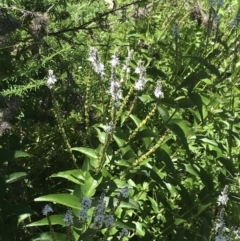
[217,193,229,206]
[122,49,134,74]
[47,70,57,89]
[154,81,164,99]
[110,51,119,67]
[88,47,105,77]
[135,78,146,91]
[110,80,122,102]
[135,61,142,74]
[215,220,225,232]
[93,62,105,77]
[42,204,53,216]
[63,209,74,226]
[104,121,114,135]
[215,235,226,241]
[217,186,229,206]
[134,61,147,91]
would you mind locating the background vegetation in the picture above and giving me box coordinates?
[1,0,240,240]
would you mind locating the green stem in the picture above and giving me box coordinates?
[51,90,79,169]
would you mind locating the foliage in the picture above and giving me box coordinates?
[1,0,240,240]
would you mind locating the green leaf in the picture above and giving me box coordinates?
[218,157,235,175]
[175,218,187,225]
[198,137,218,146]
[34,194,80,209]
[113,128,127,148]
[189,93,204,121]
[81,171,100,197]
[148,197,159,212]
[5,172,27,184]
[0,150,31,162]
[26,215,65,227]
[71,147,98,159]
[167,119,192,154]
[132,129,155,142]
[28,232,66,241]
[197,203,211,216]
[158,104,169,123]
[138,95,154,104]
[130,114,142,127]
[133,221,145,237]
[185,56,221,77]
[184,163,199,177]
[177,71,210,91]
[155,148,178,180]
[117,199,139,210]
[50,170,84,184]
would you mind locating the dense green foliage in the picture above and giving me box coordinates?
[1,0,240,240]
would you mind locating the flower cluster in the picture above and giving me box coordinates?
[119,228,129,237]
[229,11,240,28]
[109,51,123,105]
[119,186,129,198]
[217,185,229,206]
[47,69,57,89]
[134,61,147,91]
[88,47,105,78]
[213,14,221,25]
[0,121,11,136]
[215,185,229,241]
[79,197,92,222]
[172,22,179,38]
[91,193,114,229]
[209,0,224,7]
[63,209,74,226]
[154,81,164,99]
[104,120,114,135]
[122,49,134,74]
[42,204,53,216]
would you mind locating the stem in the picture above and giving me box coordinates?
[51,90,79,169]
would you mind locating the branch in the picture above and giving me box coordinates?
[48,0,144,36]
